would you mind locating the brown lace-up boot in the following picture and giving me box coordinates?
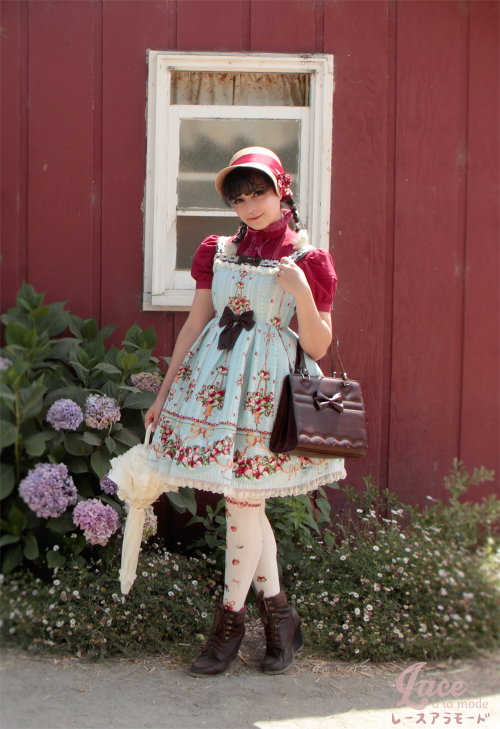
[190,601,246,677]
[257,589,303,674]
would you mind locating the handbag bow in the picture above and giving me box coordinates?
[314,390,344,412]
[217,306,256,351]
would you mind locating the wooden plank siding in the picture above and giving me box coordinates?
[1,1,498,548]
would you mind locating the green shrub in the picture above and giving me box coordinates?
[2,463,498,664]
[0,547,223,661]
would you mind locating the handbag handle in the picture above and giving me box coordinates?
[144,422,154,447]
[294,338,349,385]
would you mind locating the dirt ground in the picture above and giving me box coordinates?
[1,619,499,729]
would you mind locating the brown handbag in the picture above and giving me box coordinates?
[269,337,368,459]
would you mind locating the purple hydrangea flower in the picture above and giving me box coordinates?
[46,398,84,431]
[73,499,121,546]
[84,394,121,430]
[19,463,78,519]
[100,474,119,495]
[142,506,158,541]
[131,372,164,394]
[0,356,13,371]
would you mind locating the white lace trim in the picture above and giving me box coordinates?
[147,466,347,500]
[214,258,280,275]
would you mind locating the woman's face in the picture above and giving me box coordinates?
[231,184,283,230]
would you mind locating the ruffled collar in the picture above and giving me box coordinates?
[237,209,297,258]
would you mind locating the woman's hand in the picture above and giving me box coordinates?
[274,256,310,298]
[144,398,165,433]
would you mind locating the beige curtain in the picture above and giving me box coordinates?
[170,71,309,106]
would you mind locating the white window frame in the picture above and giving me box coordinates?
[143,52,334,311]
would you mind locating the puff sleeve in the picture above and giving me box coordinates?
[190,235,218,289]
[296,248,338,312]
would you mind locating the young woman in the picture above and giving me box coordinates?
[144,147,346,677]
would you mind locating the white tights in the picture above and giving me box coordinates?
[223,497,281,612]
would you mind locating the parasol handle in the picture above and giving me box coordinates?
[144,422,154,447]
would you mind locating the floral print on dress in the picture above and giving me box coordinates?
[161,434,233,469]
[184,379,196,401]
[174,363,192,383]
[227,280,251,314]
[196,364,228,418]
[233,451,289,480]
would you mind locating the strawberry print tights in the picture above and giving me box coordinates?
[223,497,281,612]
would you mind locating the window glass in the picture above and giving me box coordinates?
[178,118,300,210]
[176,216,239,270]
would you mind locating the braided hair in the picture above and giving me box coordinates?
[283,196,303,233]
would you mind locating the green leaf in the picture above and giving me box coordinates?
[37,302,71,337]
[316,497,331,517]
[0,421,18,448]
[91,448,111,479]
[101,380,119,398]
[47,511,77,534]
[0,534,20,547]
[45,386,88,409]
[68,314,85,338]
[324,531,335,549]
[1,543,24,574]
[116,385,141,394]
[28,304,50,319]
[47,550,66,568]
[66,458,89,474]
[48,337,79,362]
[0,463,15,499]
[122,390,155,410]
[122,323,143,348]
[92,362,121,375]
[64,433,88,456]
[95,324,118,341]
[121,353,139,371]
[105,436,116,454]
[81,319,100,341]
[0,384,16,403]
[141,326,157,350]
[72,347,90,368]
[18,382,47,419]
[5,321,29,348]
[16,282,45,311]
[23,533,39,560]
[23,430,54,457]
[81,431,102,446]
[113,428,141,447]
[165,493,186,514]
[8,505,28,532]
[167,488,198,516]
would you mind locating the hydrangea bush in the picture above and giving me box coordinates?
[0,282,196,576]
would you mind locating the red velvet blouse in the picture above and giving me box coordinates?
[191,210,338,312]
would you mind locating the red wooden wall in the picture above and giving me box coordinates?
[2,1,498,519]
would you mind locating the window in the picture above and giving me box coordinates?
[143,53,334,310]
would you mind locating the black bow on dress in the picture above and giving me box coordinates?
[217,306,256,351]
[236,254,263,267]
